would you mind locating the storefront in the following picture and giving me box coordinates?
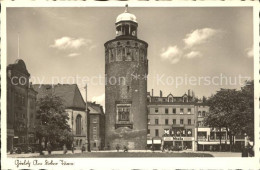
[147,138,162,150]
[162,137,195,151]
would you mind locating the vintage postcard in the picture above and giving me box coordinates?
[1,1,259,169]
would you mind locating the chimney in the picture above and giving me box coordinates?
[188,89,191,97]
[152,89,154,97]
[160,90,162,97]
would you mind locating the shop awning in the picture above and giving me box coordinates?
[147,140,152,144]
[153,140,161,144]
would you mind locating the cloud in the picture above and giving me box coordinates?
[50,36,91,50]
[245,46,253,58]
[185,51,202,59]
[67,53,80,58]
[183,28,219,48]
[92,93,105,105]
[89,45,97,51]
[160,46,182,64]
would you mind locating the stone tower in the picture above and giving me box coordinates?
[104,5,148,150]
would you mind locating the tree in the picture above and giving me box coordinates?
[238,80,254,141]
[205,88,242,151]
[205,81,254,151]
[35,95,71,149]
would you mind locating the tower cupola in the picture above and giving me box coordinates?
[115,5,138,38]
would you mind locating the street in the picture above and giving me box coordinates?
[7,150,242,158]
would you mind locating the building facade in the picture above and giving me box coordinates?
[104,6,148,150]
[147,89,246,151]
[33,84,88,148]
[88,102,105,150]
[147,90,197,151]
[7,59,37,151]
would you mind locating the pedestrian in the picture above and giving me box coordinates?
[123,145,128,152]
[81,145,86,153]
[63,144,67,154]
[39,144,44,155]
[47,142,52,155]
[71,143,74,154]
[116,144,120,152]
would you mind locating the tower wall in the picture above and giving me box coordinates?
[105,38,148,149]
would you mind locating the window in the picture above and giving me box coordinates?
[118,106,130,121]
[155,119,159,125]
[198,111,202,117]
[147,129,150,135]
[155,108,158,113]
[165,108,168,114]
[188,108,191,114]
[76,115,82,135]
[93,118,97,123]
[202,111,206,117]
[198,121,201,127]
[172,108,176,114]
[148,119,150,124]
[180,108,184,114]
[188,119,191,125]
[165,119,169,125]
[187,129,192,137]
[155,129,159,137]
[169,97,173,102]
[180,119,184,125]
[93,127,97,134]
[172,119,176,125]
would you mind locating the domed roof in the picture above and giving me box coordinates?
[116,5,137,23]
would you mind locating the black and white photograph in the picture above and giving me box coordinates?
[1,1,259,169]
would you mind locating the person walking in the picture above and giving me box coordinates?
[81,145,86,153]
[123,145,128,152]
[63,144,67,154]
[47,142,52,155]
[116,144,120,152]
[71,143,74,154]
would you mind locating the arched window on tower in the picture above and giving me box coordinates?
[76,115,82,135]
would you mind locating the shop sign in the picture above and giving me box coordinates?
[182,137,194,141]
[153,139,161,144]
[172,137,194,141]
[147,140,152,144]
[163,137,173,141]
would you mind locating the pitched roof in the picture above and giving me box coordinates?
[87,102,104,114]
[32,84,86,110]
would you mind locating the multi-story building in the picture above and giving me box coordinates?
[88,102,105,150]
[147,90,197,151]
[7,59,37,151]
[32,84,88,148]
[104,6,148,149]
[147,89,246,152]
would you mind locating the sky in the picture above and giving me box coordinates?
[6,6,254,108]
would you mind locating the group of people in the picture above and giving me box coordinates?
[116,144,128,152]
[39,142,87,155]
